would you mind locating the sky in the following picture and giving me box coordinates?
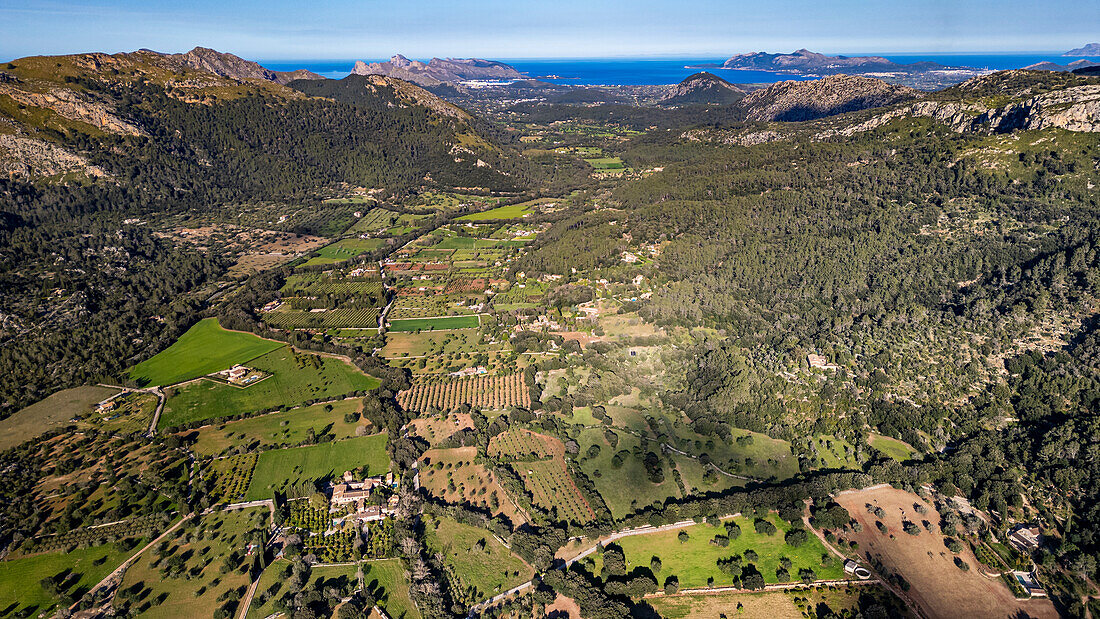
[1,0,1097,61]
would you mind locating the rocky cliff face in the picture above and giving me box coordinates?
[351,55,525,86]
[738,75,920,122]
[661,72,745,106]
[168,47,323,85]
[819,80,1100,136]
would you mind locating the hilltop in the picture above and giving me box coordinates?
[661,72,746,106]
[166,46,324,85]
[737,74,919,121]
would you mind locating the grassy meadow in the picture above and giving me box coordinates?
[245,433,390,500]
[611,514,843,588]
[160,348,379,428]
[187,399,367,456]
[0,542,136,616]
[0,385,117,450]
[129,318,284,387]
[423,516,533,602]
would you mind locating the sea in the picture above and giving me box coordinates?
[262,53,1100,86]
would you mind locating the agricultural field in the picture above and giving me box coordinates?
[455,197,558,222]
[302,238,386,266]
[350,209,432,236]
[423,515,534,607]
[834,485,1057,619]
[128,318,284,387]
[647,586,901,619]
[0,542,138,617]
[381,329,507,362]
[265,306,381,329]
[398,373,530,412]
[84,391,160,435]
[187,399,368,456]
[573,427,682,519]
[419,447,528,526]
[245,433,390,500]
[361,558,422,619]
[0,385,117,450]
[160,347,379,428]
[583,156,625,170]
[868,434,917,461]
[409,191,502,211]
[408,412,475,445]
[206,453,258,503]
[489,429,595,524]
[117,507,267,619]
[517,459,595,524]
[389,295,474,320]
[388,315,481,332]
[611,514,844,589]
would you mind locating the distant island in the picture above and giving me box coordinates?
[351,54,526,86]
[691,49,967,75]
[687,49,988,89]
[1064,43,1100,56]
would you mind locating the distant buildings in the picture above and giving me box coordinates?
[807,354,840,371]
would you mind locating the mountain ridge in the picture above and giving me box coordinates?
[1064,43,1100,56]
[351,54,526,86]
[167,46,324,85]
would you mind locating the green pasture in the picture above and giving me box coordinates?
[129,318,283,387]
[245,433,390,500]
[160,348,379,428]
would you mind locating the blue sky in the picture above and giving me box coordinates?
[1,0,1097,60]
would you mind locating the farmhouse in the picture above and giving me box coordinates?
[1008,525,1041,552]
[331,474,384,507]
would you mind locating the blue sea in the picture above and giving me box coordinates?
[262,53,1100,86]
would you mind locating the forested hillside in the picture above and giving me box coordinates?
[0,51,525,413]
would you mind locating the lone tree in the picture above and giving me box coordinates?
[785,528,809,548]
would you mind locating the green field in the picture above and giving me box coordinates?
[0,385,117,450]
[129,318,284,387]
[583,157,625,170]
[363,558,422,619]
[611,514,843,588]
[423,516,533,604]
[868,434,917,461]
[575,428,681,519]
[187,399,367,456]
[247,560,391,619]
[119,508,264,619]
[388,315,480,332]
[0,542,137,616]
[302,238,387,266]
[457,202,536,221]
[160,348,379,428]
[245,433,390,500]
